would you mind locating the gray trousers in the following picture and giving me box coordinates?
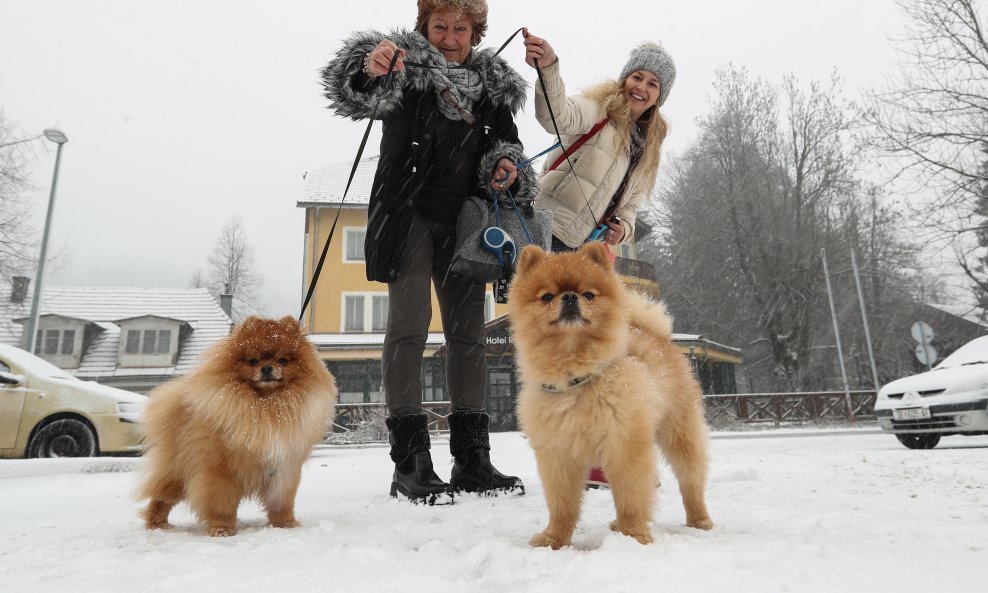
[383,214,487,417]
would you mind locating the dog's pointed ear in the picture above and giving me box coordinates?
[581,242,614,271]
[517,245,547,275]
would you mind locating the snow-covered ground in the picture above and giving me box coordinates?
[1,429,986,593]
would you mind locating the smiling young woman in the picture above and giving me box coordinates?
[522,33,676,252]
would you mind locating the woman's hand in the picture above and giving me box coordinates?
[604,217,625,245]
[522,28,557,69]
[491,158,518,191]
[365,39,406,77]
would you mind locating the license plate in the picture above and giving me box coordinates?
[893,407,931,421]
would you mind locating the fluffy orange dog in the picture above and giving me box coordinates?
[508,242,713,548]
[137,316,336,536]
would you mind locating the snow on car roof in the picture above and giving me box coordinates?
[0,344,78,381]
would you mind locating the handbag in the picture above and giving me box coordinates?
[450,191,552,285]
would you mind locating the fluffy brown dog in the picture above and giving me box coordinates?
[508,242,713,549]
[137,316,336,536]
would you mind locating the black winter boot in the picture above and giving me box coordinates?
[448,411,524,496]
[386,414,454,505]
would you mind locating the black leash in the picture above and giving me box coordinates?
[298,29,526,322]
[298,51,402,322]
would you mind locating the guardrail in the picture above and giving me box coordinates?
[329,390,878,437]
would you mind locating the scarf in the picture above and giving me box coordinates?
[414,33,484,122]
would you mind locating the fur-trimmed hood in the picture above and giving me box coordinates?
[321,28,527,120]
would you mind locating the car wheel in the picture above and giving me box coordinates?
[27,419,98,458]
[895,433,941,450]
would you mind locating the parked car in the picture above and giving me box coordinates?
[0,343,146,458]
[874,335,988,449]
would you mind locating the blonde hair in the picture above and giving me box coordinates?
[584,79,668,195]
[415,0,488,46]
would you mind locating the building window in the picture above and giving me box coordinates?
[35,329,76,357]
[344,228,366,262]
[371,295,388,331]
[125,329,173,355]
[484,293,495,322]
[620,243,633,259]
[142,330,156,354]
[61,330,75,355]
[43,330,60,355]
[156,330,171,354]
[126,330,141,354]
[343,293,389,332]
[344,295,365,332]
[338,392,366,404]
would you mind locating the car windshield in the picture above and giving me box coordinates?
[936,336,988,369]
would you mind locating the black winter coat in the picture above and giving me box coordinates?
[321,29,535,283]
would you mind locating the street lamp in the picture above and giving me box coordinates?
[23,128,68,354]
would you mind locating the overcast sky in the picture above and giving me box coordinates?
[0,0,905,316]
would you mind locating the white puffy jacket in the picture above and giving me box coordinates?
[534,61,653,248]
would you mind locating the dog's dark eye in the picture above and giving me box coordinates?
[582,292,595,301]
[247,359,259,367]
[541,293,555,303]
[278,358,288,366]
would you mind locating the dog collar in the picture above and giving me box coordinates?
[541,374,596,393]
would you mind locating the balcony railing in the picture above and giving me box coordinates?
[614,257,656,282]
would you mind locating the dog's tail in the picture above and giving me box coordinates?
[627,292,674,342]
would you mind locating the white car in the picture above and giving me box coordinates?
[0,343,147,458]
[874,335,988,449]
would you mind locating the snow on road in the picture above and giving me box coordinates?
[1,430,985,593]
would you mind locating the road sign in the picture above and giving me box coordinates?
[915,342,939,366]
[911,321,935,344]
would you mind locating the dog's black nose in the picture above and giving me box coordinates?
[261,364,273,375]
[561,292,579,306]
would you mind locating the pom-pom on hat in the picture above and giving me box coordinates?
[416,0,488,46]
[619,42,676,107]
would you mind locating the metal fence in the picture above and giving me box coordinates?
[702,390,878,427]
[330,390,879,437]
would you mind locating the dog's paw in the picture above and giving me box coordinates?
[687,517,714,531]
[628,531,653,545]
[145,521,173,531]
[529,532,567,550]
[271,519,300,529]
[206,526,237,537]
[609,519,653,544]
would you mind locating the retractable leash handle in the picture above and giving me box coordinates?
[587,223,609,242]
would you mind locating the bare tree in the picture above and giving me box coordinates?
[189,269,206,289]
[206,216,261,321]
[0,108,38,279]
[863,0,988,277]
[643,66,920,392]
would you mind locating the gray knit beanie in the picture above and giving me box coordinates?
[619,42,676,107]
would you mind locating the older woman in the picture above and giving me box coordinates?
[321,0,529,505]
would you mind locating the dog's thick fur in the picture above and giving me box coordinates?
[136,316,336,536]
[508,242,713,548]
